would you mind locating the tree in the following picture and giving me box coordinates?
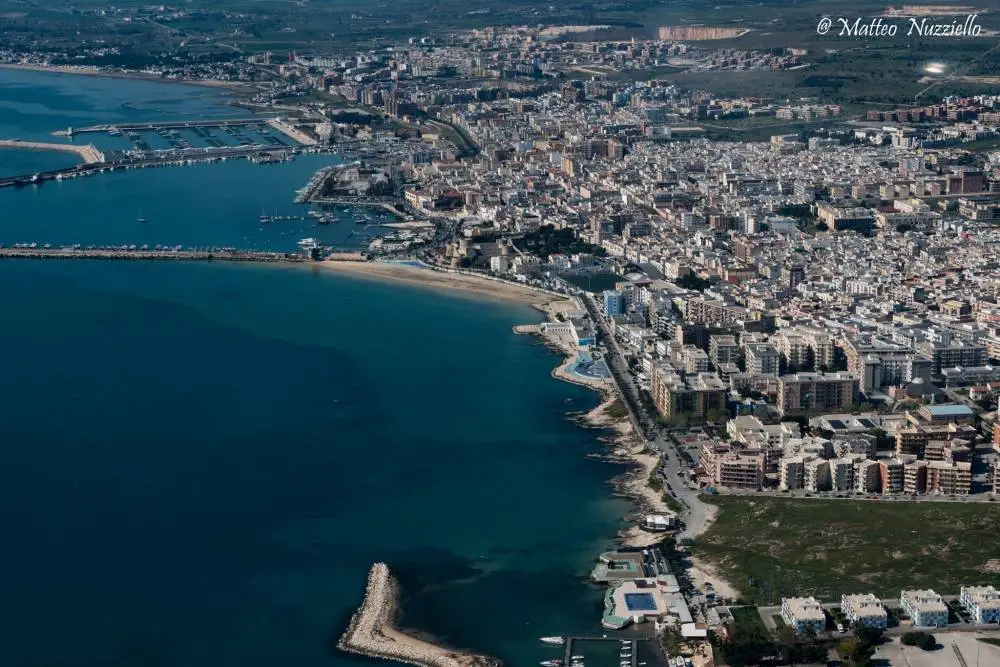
[901,631,936,650]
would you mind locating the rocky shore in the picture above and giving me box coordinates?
[339,563,501,667]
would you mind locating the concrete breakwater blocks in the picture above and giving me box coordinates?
[338,563,501,667]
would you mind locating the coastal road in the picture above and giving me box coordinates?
[581,294,711,538]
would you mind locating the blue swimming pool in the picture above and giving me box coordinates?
[624,592,657,612]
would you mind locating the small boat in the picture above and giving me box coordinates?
[571,657,584,661]
[540,661,562,667]
[540,637,564,646]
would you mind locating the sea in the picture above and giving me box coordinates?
[0,69,631,667]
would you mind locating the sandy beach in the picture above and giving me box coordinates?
[317,260,567,307]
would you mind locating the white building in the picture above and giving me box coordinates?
[900,589,949,628]
[779,456,806,491]
[805,458,831,492]
[854,459,881,493]
[959,586,1000,624]
[781,596,826,633]
[831,458,854,492]
[841,594,888,629]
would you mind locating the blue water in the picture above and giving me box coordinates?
[0,71,632,667]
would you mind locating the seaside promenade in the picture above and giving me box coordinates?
[339,563,500,667]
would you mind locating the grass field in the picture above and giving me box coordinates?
[694,496,1000,605]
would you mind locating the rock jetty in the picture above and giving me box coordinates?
[339,563,501,667]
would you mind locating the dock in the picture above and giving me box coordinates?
[563,637,642,667]
[57,118,278,135]
[0,139,104,164]
[0,246,308,263]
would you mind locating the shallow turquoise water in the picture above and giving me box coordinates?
[0,71,632,667]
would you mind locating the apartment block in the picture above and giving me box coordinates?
[959,586,1000,624]
[841,594,888,629]
[781,597,826,633]
[880,458,904,494]
[926,460,971,495]
[903,459,928,495]
[900,589,949,627]
[777,372,860,416]
[715,454,764,490]
[805,458,831,492]
[854,459,881,493]
[831,458,854,492]
[779,456,807,491]
[745,342,780,375]
[709,334,740,367]
[651,368,727,422]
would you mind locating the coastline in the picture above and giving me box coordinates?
[317,261,673,548]
[315,259,563,307]
[0,62,254,92]
[339,563,500,667]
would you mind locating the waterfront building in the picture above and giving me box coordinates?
[650,369,727,422]
[780,597,826,633]
[959,586,1000,624]
[841,594,888,629]
[900,589,949,627]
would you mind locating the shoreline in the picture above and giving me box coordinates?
[339,563,500,667]
[315,259,565,307]
[0,62,254,92]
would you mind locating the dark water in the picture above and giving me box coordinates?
[0,71,631,667]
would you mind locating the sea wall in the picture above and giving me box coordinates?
[339,563,501,667]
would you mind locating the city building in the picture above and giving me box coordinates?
[650,368,727,422]
[900,589,949,627]
[780,597,826,633]
[777,372,861,416]
[959,586,1000,624]
[603,290,624,316]
[745,343,780,375]
[841,594,888,629]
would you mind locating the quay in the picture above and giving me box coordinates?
[0,144,316,190]
[0,246,307,263]
[57,118,277,135]
[338,563,500,667]
[0,139,104,164]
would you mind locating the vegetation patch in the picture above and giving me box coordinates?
[693,496,1000,604]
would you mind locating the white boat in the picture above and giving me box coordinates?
[539,637,565,646]
[571,656,584,660]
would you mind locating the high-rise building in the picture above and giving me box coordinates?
[777,372,860,415]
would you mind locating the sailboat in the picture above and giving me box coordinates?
[137,209,147,224]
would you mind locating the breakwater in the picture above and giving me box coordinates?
[0,246,307,262]
[0,139,104,163]
[338,563,501,667]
